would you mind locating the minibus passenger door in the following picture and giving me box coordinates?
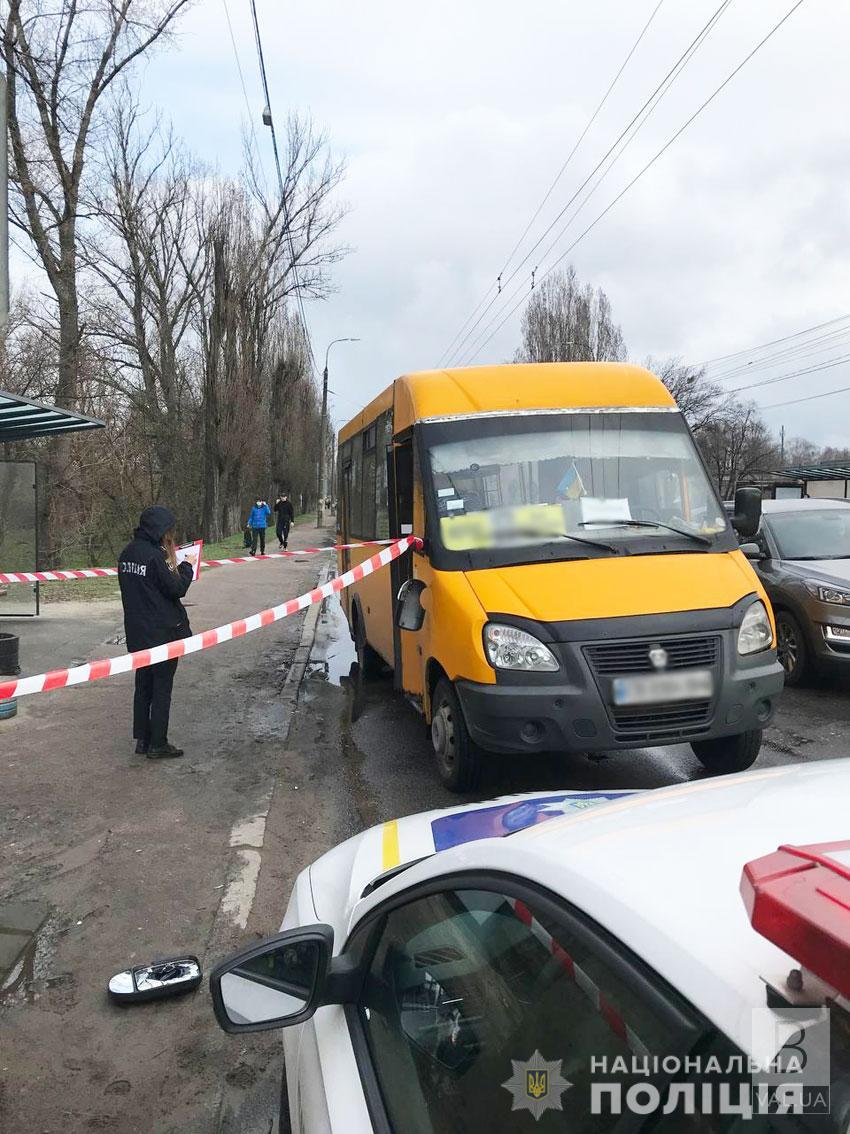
[340,461,353,615]
[389,439,414,692]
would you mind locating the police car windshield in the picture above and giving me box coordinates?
[426,411,729,558]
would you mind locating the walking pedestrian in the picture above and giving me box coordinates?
[274,493,295,549]
[118,506,194,759]
[247,497,271,555]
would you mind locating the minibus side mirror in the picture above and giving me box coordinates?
[739,542,766,562]
[731,487,762,539]
[395,579,426,632]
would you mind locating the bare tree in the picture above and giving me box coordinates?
[647,356,724,435]
[198,117,345,539]
[2,0,192,559]
[699,403,779,499]
[83,99,204,520]
[514,266,627,364]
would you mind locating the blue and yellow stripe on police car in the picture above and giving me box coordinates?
[381,819,400,870]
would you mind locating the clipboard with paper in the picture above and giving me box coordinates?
[175,540,204,581]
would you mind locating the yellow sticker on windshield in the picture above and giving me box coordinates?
[440,512,493,550]
[511,504,565,537]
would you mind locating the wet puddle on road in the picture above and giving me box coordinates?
[304,593,357,688]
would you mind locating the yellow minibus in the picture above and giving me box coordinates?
[337,363,783,791]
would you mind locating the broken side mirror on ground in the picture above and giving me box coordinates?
[210,926,336,1033]
[108,955,202,1005]
[395,578,426,632]
[731,486,762,539]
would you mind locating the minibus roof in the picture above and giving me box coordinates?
[338,363,675,443]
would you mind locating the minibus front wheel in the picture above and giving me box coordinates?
[431,678,483,792]
[691,729,762,775]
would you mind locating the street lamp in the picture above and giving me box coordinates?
[317,337,360,527]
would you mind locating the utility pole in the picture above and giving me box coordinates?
[316,338,359,528]
[780,424,786,464]
[0,68,9,341]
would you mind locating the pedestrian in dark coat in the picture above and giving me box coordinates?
[118,506,193,759]
[274,493,295,549]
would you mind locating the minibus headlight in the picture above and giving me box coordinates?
[484,623,559,672]
[737,600,773,656]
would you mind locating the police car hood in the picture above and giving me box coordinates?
[307,790,634,938]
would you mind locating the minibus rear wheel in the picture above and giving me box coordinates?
[431,678,482,792]
[690,729,762,775]
[353,611,384,678]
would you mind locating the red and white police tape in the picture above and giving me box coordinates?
[511,898,649,1058]
[0,540,397,585]
[0,537,420,702]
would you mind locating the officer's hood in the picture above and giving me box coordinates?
[135,505,176,543]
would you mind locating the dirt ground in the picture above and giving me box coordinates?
[0,521,344,1133]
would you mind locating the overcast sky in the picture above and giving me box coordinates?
[102,1,850,445]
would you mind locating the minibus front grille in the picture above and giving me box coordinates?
[584,635,719,675]
[611,700,713,740]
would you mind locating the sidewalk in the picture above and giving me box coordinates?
[0,519,333,1133]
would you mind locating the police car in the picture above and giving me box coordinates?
[211,761,850,1131]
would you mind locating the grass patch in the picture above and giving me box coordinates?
[40,577,121,605]
[25,516,323,604]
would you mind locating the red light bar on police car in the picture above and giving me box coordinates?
[741,840,850,1000]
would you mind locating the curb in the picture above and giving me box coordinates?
[210,561,333,941]
[278,562,332,737]
[210,559,334,1134]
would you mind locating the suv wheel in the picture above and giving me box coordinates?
[691,729,762,775]
[430,678,482,792]
[776,610,808,687]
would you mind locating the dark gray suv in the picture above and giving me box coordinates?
[741,498,850,685]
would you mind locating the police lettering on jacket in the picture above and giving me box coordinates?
[120,561,147,577]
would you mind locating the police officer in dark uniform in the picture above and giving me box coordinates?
[118,506,193,759]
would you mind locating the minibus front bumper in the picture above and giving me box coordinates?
[455,622,784,756]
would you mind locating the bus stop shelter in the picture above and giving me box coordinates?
[0,389,103,616]
[0,388,104,442]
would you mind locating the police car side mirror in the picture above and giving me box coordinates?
[395,579,426,632]
[210,926,334,1034]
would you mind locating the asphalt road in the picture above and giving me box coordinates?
[303,593,850,818]
[2,561,850,1133]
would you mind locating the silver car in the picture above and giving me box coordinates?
[740,498,850,685]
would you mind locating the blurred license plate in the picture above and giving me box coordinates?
[612,669,713,707]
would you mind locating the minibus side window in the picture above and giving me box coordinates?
[362,424,378,539]
[376,412,392,539]
[350,436,363,536]
[338,440,352,540]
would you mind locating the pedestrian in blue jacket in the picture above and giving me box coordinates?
[247,498,271,556]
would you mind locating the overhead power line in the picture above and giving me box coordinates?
[221,0,264,176]
[697,311,850,367]
[453,0,807,368]
[455,0,735,367]
[444,0,735,368]
[248,0,318,375]
[761,382,850,411]
[706,322,850,381]
[436,0,666,368]
[726,353,850,394]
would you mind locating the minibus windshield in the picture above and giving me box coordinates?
[424,410,731,561]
